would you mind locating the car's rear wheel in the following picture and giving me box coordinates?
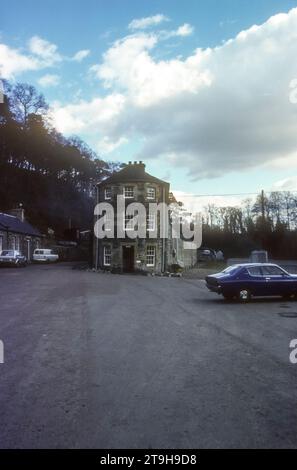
[237,288,251,303]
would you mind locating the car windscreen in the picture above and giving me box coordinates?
[0,250,13,256]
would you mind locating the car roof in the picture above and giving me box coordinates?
[228,263,281,268]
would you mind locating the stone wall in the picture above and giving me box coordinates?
[94,173,197,273]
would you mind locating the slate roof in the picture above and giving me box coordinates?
[0,213,41,237]
[98,162,169,186]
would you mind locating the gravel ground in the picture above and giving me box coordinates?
[0,263,297,448]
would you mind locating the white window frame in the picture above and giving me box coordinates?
[147,213,156,231]
[103,246,112,266]
[124,186,134,199]
[124,213,136,231]
[146,245,156,267]
[147,187,156,200]
[104,188,112,200]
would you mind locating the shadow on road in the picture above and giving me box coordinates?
[192,296,297,305]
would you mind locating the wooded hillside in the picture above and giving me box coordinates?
[0,81,121,236]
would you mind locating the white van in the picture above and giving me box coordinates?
[33,249,59,263]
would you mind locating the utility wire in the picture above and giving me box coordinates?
[176,189,297,198]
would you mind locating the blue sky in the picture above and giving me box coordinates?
[1,0,297,208]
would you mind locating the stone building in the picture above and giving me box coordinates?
[0,208,42,260]
[94,161,197,274]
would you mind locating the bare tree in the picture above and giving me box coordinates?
[9,83,48,125]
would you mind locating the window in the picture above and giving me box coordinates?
[248,266,262,276]
[146,245,156,266]
[222,266,240,275]
[10,236,16,250]
[147,187,156,200]
[125,214,136,231]
[124,186,134,199]
[15,236,20,251]
[261,265,285,276]
[104,188,112,200]
[0,236,3,252]
[147,213,156,231]
[103,246,112,266]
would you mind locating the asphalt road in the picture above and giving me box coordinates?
[0,263,297,449]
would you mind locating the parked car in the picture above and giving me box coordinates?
[198,247,216,262]
[0,250,27,267]
[33,249,59,263]
[206,263,297,302]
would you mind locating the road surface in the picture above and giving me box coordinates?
[0,263,296,448]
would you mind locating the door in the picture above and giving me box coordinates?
[261,265,292,296]
[122,246,135,272]
[245,266,268,296]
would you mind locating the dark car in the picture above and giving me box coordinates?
[206,263,297,302]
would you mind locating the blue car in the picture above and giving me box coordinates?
[206,263,297,302]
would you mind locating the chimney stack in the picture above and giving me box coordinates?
[9,204,25,222]
[126,160,146,170]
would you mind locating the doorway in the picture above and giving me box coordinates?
[122,245,135,272]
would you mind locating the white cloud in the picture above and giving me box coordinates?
[128,14,169,31]
[0,35,63,79]
[272,176,297,191]
[38,73,60,87]
[0,43,40,78]
[175,23,194,37]
[52,94,128,155]
[28,36,62,65]
[72,49,90,62]
[91,33,211,106]
[97,136,128,153]
[159,23,195,40]
[52,93,126,135]
[54,8,297,178]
